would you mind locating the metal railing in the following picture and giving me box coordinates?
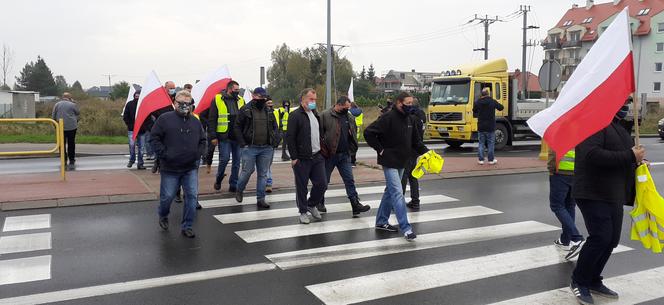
[0,118,66,180]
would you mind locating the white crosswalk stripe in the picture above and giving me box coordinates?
[0,255,52,286]
[2,214,50,232]
[0,232,51,255]
[214,195,455,224]
[235,206,502,243]
[0,214,54,287]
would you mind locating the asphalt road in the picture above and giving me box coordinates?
[1,166,664,304]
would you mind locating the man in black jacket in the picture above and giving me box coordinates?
[233,87,280,208]
[364,92,430,241]
[569,104,645,304]
[122,90,146,170]
[287,88,327,224]
[402,97,427,210]
[150,90,206,238]
[472,87,504,165]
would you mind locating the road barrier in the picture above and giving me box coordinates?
[0,118,66,180]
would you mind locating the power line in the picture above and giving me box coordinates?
[470,14,503,60]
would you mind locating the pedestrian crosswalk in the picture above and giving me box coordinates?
[0,214,53,286]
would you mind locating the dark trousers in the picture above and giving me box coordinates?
[572,199,623,287]
[281,131,289,158]
[401,156,419,203]
[64,129,77,163]
[293,153,328,214]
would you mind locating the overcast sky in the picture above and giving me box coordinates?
[0,0,583,91]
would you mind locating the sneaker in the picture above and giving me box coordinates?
[554,238,572,251]
[257,199,270,209]
[137,164,146,170]
[126,161,134,168]
[67,163,76,171]
[570,281,594,305]
[489,159,498,165]
[565,240,585,261]
[158,217,169,231]
[478,160,485,165]
[375,223,398,232]
[405,231,417,241]
[299,213,310,224]
[316,203,327,213]
[589,283,619,299]
[235,191,243,203]
[406,200,420,210]
[308,206,322,220]
[181,228,196,238]
[266,185,273,193]
[151,163,159,173]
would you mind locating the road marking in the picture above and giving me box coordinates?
[0,262,276,305]
[487,266,664,305]
[235,206,502,243]
[2,214,51,232]
[507,150,530,153]
[305,245,632,305]
[200,186,406,208]
[215,195,457,224]
[0,232,51,255]
[0,255,51,286]
[650,162,664,166]
[267,221,559,270]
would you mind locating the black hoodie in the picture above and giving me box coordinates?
[150,111,206,173]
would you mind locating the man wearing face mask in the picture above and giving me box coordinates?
[319,95,370,216]
[402,97,427,210]
[287,88,327,224]
[568,100,645,305]
[279,100,292,161]
[364,91,430,241]
[233,88,280,208]
[208,81,245,193]
[150,90,206,238]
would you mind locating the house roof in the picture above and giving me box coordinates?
[554,0,664,41]
[510,71,542,92]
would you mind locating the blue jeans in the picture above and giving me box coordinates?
[236,146,273,200]
[478,131,495,161]
[376,167,412,233]
[158,168,198,230]
[216,138,241,188]
[325,152,359,200]
[143,133,154,157]
[267,149,275,186]
[549,174,583,244]
[127,131,144,165]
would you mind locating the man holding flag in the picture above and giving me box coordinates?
[526,9,645,304]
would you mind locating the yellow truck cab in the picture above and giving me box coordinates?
[427,58,545,149]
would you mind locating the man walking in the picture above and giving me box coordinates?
[122,90,146,170]
[548,148,584,260]
[319,96,370,216]
[52,92,80,171]
[150,90,206,238]
[279,100,291,161]
[472,87,503,165]
[287,88,327,224]
[208,81,245,193]
[233,88,280,209]
[364,92,430,240]
[402,98,427,210]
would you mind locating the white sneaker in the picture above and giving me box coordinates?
[299,213,310,224]
[308,206,322,221]
[565,240,585,261]
[478,160,485,165]
[489,159,498,165]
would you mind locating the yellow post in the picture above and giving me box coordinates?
[539,140,549,161]
[59,119,66,181]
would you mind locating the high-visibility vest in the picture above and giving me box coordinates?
[630,164,664,253]
[273,109,281,129]
[354,113,363,139]
[279,108,289,131]
[215,94,245,133]
[558,150,575,171]
[411,150,444,179]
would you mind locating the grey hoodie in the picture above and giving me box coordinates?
[52,99,80,131]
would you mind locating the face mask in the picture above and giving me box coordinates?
[338,108,349,115]
[255,99,266,108]
[402,104,417,114]
[168,89,176,96]
[175,102,192,116]
[231,91,240,98]
[307,102,317,110]
[616,105,629,119]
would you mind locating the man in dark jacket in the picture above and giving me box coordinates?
[569,104,645,304]
[319,96,370,216]
[402,98,427,210]
[287,88,327,224]
[233,87,280,208]
[208,81,245,192]
[122,90,146,170]
[472,87,504,165]
[150,90,206,238]
[364,91,430,241]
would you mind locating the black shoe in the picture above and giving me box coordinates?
[316,203,327,213]
[571,281,595,305]
[196,202,202,210]
[589,283,618,299]
[181,228,196,238]
[126,161,134,168]
[257,199,270,209]
[151,163,159,173]
[158,217,169,231]
[406,200,421,210]
[213,174,225,191]
[281,154,290,161]
[228,186,237,193]
[405,231,417,241]
[136,164,146,170]
[235,191,243,203]
[350,198,370,216]
[375,223,398,232]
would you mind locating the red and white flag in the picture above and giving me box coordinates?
[133,71,171,140]
[192,66,232,115]
[527,8,635,162]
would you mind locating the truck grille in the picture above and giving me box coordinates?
[430,112,462,122]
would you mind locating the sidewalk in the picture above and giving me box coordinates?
[0,156,546,211]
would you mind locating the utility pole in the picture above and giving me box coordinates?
[102,74,115,88]
[471,14,501,60]
[520,5,539,99]
[260,66,265,88]
[326,0,332,109]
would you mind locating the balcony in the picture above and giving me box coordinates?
[561,57,581,66]
[562,40,582,49]
[542,41,561,50]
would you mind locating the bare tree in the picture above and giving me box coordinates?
[1,43,14,87]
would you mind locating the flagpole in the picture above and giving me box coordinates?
[633,92,640,146]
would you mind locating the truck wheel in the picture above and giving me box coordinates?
[445,140,463,149]
[494,123,509,150]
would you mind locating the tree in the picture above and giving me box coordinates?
[109,81,130,100]
[71,80,83,92]
[359,66,366,80]
[367,64,376,84]
[1,43,13,87]
[15,56,57,95]
[55,75,69,95]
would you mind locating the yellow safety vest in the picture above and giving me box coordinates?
[411,150,444,179]
[558,150,575,171]
[280,108,289,131]
[273,109,281,129]
[215,94,245,133]
[630,164,664,253]
[354,113,363,140]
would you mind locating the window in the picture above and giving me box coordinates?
[582,17,593,24]
[637,8,651,16]
[563,20,573,27]
[494,83,501,100]
[658,23,664,33]
[654,82,662,92]
[570,31,581,41]
[658,43,664,52]
[656,62,663,72]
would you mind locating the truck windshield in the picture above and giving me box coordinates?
[430,80,471,105]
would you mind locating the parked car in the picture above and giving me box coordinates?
[659,117,664,139]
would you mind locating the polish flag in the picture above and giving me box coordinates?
[527,8,634,162]
[192,66,232,115]
[132,71,171,140]
[348,78,354,102]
